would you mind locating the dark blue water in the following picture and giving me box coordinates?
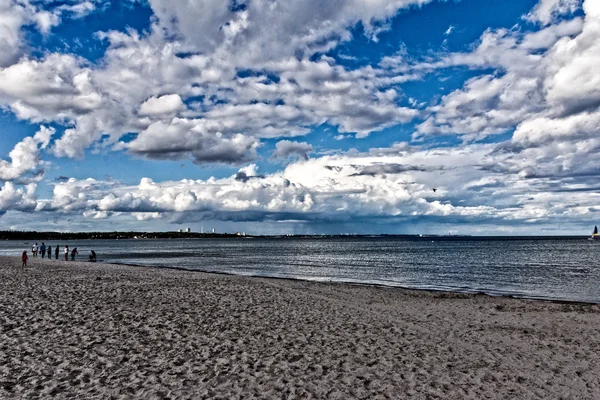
[2,237,598,303]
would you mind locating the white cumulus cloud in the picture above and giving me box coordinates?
[0,126,55,181]
[139,94,186,116]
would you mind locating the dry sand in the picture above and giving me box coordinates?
[1,255,600,399]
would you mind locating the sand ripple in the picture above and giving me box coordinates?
[1,256,600,398]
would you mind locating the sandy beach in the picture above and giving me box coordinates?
[1,256,600,399]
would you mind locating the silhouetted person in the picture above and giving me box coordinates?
[89,250,97,262]
[55,246,59,260]
[22,251,28,267]
[47,246,52,259]
[71,247,78,261]
[40,242,46,258]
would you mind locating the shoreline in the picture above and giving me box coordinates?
[11,254,600,306]
[2,255,600,398]
[107,260,600,307]
[4,236,598,306]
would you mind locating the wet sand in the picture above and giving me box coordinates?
[1,255,600,399]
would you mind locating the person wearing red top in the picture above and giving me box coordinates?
[22,251,28,267]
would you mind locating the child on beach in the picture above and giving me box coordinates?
[22,251,28,267]
[64,245,69,261]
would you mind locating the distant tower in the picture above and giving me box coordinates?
[186,227,191,233]
[212,228,215,233]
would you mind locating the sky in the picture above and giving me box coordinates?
[0,0,598,235]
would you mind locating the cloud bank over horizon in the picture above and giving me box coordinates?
[0,0,598,235]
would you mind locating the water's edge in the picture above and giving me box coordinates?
[108,261,600,306]
[5,237,599,304]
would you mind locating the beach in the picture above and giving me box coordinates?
[1,256,600,399]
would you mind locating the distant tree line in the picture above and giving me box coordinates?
[1,231,579,241]
[0,231,243,240]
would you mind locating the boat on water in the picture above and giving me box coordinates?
[589,226,599,241]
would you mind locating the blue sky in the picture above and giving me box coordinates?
[0,0,598,235]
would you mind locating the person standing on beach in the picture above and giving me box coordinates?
[71,247,78,261]
[55,245,59,259]
[22,251,28,267]
[32,243,38,257]
[47,245,52,259]
[64,245,69,261]
[40,242,46,258]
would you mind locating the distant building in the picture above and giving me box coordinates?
[186,227,191,233]
[212,228,215,233]
[178,229,182,233]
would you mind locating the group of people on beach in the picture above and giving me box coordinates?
[28,242,63,259]
[21,244,95,267]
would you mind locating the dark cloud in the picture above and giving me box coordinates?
[556,98,600,118]
[234,171,265,182]
[349,163,432,177]
[128,120,260,166]
[549,186,600,193]
[271,140,313,161]
[190,144,258,165]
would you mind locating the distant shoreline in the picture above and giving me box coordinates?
[0,230,589,241]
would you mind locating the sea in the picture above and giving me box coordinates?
[1,237,599,303]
